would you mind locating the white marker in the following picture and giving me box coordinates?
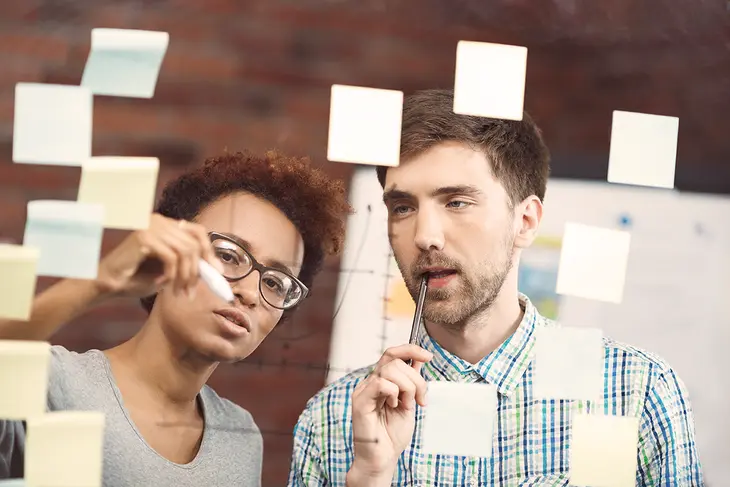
[198,259,235,303]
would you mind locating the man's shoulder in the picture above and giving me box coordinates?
[601,336,675,377]
[302,364,375,414]
[200,386,260,435]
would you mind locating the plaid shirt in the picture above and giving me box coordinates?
[288,294,703,486]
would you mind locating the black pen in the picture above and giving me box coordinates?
[406,275,428,366]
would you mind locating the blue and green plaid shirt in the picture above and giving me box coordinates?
[288,294,703,486]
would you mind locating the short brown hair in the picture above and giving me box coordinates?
[141,150,352,313]
[376,89,550,204]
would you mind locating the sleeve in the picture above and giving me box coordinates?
[0,420,25,479]
[287,401,328,487]
[636,367,704,486]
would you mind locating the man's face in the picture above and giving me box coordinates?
[384,141,518,327]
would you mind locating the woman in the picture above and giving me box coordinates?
[0,151,351,486]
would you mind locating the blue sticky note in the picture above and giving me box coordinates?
[12,83,93,166]
[23,201,104,279]
[81,28,169,98]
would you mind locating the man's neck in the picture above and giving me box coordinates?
[424,276,524,365]
[105,315,217,414]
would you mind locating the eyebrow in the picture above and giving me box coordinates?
[382,184,483,203]
[224,234,295,275]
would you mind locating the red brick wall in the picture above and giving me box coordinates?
[0,1,727,485]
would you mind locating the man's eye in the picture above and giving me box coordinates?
[447,200,470,209]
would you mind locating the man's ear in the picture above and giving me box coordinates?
[513,195,543,249]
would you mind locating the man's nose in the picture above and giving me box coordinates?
[414,210,445,252]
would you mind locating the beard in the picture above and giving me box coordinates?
[395,241,514,328]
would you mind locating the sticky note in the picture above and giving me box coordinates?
[23,200,104,279]
[77,157,159,230]
[569,413,640,487]
[12,83,93,166]
[0,245,39,321]
[81,28,169,98]
[26,411,105,487]
[453,41,528,121]
[0,480,26,486]
[0,340,51,420]
[607,110,679,189]
[534,327,604,400]
[422,381,497,457]
[555,223,631,304]
[326,84,403,167]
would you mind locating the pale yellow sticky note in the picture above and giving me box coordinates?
[534,327,604,401]
[327,84,403,167]
[555,222,631,304]
[607,110,679,189]
[422,381,497,457]
[0,245,39,320]
[453,41,528,121]
[569,413,640,487]
[26,411,105,487]
[77,157,159,229]
[0,340,50,420]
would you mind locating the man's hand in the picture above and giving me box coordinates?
[347,344,433,485]
[96,214,223,299]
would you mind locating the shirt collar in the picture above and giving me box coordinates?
[416,293,543,396]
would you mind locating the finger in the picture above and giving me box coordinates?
[359,376,400,411]
[377,365,418,410]
[158,229,200,295]
[136,232,179,289]
[376,344,433,369]
[388,359,428,407]
[182,222,222,274]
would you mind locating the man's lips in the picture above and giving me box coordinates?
[418,267,458,280]
[213,308,251,332]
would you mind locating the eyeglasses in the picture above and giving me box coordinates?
[208,231,308,310]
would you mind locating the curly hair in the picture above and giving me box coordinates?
[140,150,352,314]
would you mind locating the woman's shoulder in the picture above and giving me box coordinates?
[199,386,258,430]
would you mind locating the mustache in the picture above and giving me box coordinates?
[410,253,462,280]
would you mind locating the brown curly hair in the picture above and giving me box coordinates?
[140,150,352,314]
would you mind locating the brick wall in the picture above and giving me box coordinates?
[0,1,727,484]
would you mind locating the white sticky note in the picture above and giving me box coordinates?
[534,327,604,400]
[422,381,497,457]
[77,157,159,230]
[0,480,26,486]
[570,413,640,487]
[453,41,528,121]
[81,28,169,98]
[0,245,39,321]
[607,110,679,189]
[26,411,105,487]
[0,340,51,420]
[12,83,93,166]
[326,84,403,167]
[555,223,631,304]
[23,200,104,279]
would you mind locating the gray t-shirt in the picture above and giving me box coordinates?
[0,346,262,486]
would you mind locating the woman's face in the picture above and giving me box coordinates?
[155,192,305,363]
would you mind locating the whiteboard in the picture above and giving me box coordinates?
[328,167,728,483]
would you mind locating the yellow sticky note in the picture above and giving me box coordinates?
[607,110,679,189]
[0,245,39,321]
[26,411,105,487]
[327,84,403,167]
[0,340,50,420]
[453,41,528,121]
[555,222,631,304]
[77,157,159,230]
[569,413,640,487]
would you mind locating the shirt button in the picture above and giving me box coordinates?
[468,478,477,487]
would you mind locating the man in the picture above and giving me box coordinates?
[288,89,703,486]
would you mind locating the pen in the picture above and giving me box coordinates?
[406,275,428,366]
